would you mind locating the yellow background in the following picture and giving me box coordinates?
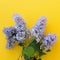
[0,0,60,60]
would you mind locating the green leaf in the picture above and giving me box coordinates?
[23,46,35,56]
[28,39,46,57]
[23,37,46,60]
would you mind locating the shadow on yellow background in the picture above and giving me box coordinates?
[0,0,60,60]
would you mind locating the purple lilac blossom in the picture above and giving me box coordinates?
[13,14,26,32]
[13,14,26,25]
[6,37,16,49]
[13,14,30,42]
[40,34,56,50]
[3,27,17,37]
[3,27,17,49]
[31,16,47,43]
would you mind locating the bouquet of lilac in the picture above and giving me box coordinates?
[3,14,56,60]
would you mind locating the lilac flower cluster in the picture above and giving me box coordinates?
[31,16,56,50]
[3,27,17,48]
[13,14,30,42]
[40,34,56,50]
[3,14,30,49]
[3,15,56,51]
[31,16,47,43]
